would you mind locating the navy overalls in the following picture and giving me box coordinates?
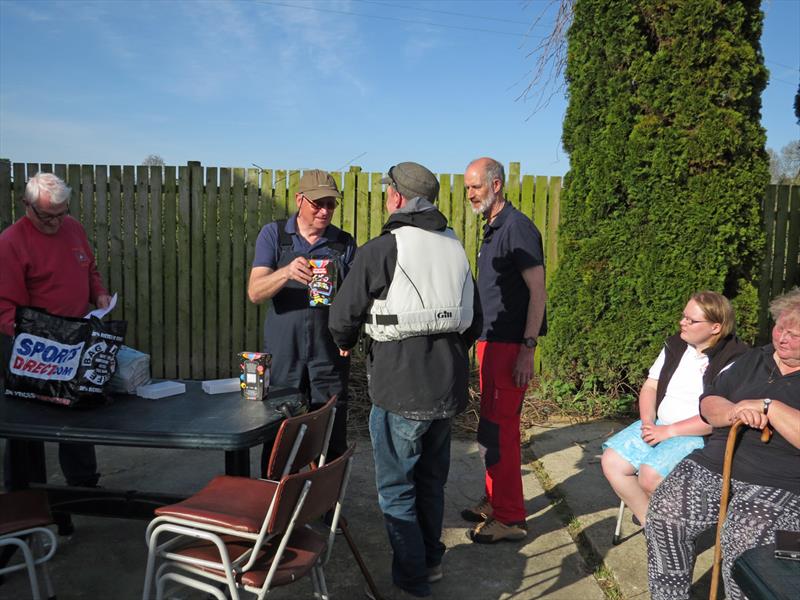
[260,219,354,469]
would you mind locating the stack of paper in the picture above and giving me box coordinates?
[136,381,186,399]
[109,345,151,394]
[202,378,241,394]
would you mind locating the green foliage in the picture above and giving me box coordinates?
[544,0,769,394]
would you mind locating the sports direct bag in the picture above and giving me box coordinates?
[5,306,127,407]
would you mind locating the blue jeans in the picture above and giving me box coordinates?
[369,406,451,598]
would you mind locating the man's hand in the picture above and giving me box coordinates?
[283,257,313,285]
[513,346,535,388]
[96,294,112,309]
[338,348,350,357]
[640,423,673,446]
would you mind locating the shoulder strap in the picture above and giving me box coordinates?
[276,219,292,250]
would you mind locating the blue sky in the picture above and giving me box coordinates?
[1,0,798,177]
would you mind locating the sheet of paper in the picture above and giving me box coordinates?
[84,292,118,319]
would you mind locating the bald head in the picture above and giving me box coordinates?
[464,157,505,216]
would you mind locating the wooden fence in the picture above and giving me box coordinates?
[0,160,562,379]
[758,183,800,343]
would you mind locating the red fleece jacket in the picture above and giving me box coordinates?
[0,215,108,336]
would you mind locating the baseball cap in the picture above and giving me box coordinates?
[298,169,342,201]
[381,162,439,202]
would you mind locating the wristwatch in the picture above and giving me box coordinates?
[762,398,772,415]
[523,337,538,349]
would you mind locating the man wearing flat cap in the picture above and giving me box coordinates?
[248,169,356,467]
[330,162,482,599]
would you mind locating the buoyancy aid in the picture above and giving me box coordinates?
[364,226,474,342]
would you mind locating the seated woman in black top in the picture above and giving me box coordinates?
[646,288,800,600]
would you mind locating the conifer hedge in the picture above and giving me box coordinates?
[544,0,770,396]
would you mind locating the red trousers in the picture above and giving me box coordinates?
[476,341,526,524]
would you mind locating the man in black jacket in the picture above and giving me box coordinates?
[329,162,482,599]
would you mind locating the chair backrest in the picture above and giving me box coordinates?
[264,396,337,480]
[266,444,354,536]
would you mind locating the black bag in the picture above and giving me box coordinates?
[5,306,127,407]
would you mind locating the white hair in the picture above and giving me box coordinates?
[24,172,71,206]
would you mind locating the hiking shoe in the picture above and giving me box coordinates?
[427,563,443,583]
[469,517,528,544]
[460,495,493,523]
[365,583,430,599]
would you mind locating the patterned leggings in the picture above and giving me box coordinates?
[646,459,800,600]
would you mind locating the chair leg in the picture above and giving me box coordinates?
[32,532,56,600]
[612,499,625,545]
[314,563,330,600]
[1,538,42,600]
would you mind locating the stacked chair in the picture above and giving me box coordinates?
[142,397,355,600]
[0,489,58,600]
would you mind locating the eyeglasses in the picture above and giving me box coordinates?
[302,196,338,212]
[680,315,711,325]
[27,201,69,223]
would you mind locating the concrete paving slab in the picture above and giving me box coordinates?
[527,420,716,600]
[1,436,604,600]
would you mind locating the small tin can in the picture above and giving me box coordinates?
[238,352,271,401]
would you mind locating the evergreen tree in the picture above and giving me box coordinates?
[544,0,769,394]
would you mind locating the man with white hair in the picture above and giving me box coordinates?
[460,157,547,544]
[0,172,111,490]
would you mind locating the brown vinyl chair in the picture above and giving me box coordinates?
[142,397,337,598]
[0,489,58,600]
[152,445,354,600]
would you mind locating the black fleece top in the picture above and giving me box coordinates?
[328,208,482,420]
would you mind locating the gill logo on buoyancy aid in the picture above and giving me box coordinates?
[364,226,474,342]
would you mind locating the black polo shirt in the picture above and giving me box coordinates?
[477,202,546,342]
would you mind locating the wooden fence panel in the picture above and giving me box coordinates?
[94,166,110,291]
[0,160,11,230]
[330,171,343,229]
[135,167,151,355]
[177,166,191,377]
[771,184,790,299]
[162,166,178,379]
[81,165,94,248]
[342,170,356,236]
[13,163,26,211]
[438,173,452,225]
[508,162,521,209]
[190,162,205,379]
[370,172,383,239]
[108,167,124,330]
[231,168,246,364]
[204,167,218,378]
[356,171,370,246]
[256,170,273,354]
[546,176,562,283]
[786,186,800,290]
[67,165,80,220]
[245,168,261,354]
[150,167,164,379]
[121,166,137,345]
[218,169,233,376]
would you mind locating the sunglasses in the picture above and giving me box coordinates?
[303,196,338,211]
[27,201,70,223]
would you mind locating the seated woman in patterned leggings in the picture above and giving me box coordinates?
[646,288,800,600]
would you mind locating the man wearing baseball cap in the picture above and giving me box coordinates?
[248,169,356,467]
[330,162,482,599]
